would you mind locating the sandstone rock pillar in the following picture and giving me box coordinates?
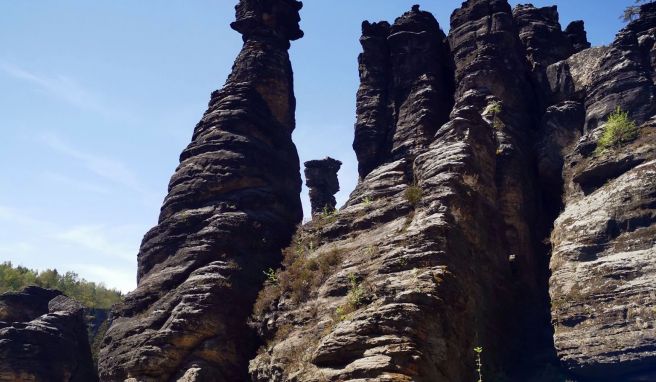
[304,157,342,215]
[98,1,304,380]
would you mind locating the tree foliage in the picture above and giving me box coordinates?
[595,107,639,154]
[0,262,123,309]
[622,0,652,22]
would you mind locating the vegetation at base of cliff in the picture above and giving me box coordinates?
[253,230,343,315]
[90,318,110,365]
[488,101,504,130]
[595,107,639,154]
[0,261,123,309]
[320,205,338,223]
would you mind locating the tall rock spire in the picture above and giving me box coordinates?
[352,5,453,179]
[98,1,303,380]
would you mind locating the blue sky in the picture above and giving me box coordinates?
[0,1,632,292]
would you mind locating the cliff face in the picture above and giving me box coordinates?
[98,1,303,381]
[547,3,656,380]
[251,2,543,380]
[250,1,656,382]
[0,287,98,382]
[352,5,454,179]
[85,1,656,381]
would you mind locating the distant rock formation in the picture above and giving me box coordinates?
[304,157,342,215]
[0,286,98,382]
[98,0,304,380]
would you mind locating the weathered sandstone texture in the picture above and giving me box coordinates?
[250,1,560,380]
[251,1,656,381]
[547,3,656,380]
[89,1,656,381]
[304,157,342,215]
[98,0,304,380]
[0,286,98,382]
[352,4,454,179]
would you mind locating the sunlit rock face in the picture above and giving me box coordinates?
[92,1,656,381]
[547,3,656,380]
[250,1,656,381]
[98,1,303,380]
[0,286,98,382]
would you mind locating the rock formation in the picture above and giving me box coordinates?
[352,5,453,179]
[0,286,98,382]
[98,0,304,380]
[86,0,656,380]
[546,3,656,380]
[252,2,541,380]
[250,1,655,381]
[304,157,342,215]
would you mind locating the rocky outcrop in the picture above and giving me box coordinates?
[0,286,98,382]
[513,4,578,69]
[547,3,656,380]
[98,1,304,380]
[564,21,591,53]
[550,125,656,381]
[304,157,342,215]
[83,0,655,380]
[352,5,453,179]
[249,1,568,380]
[352,20,391,179]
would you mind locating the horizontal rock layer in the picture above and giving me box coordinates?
[98,0,304,381]
[305,157,342,215]
[548,3,656,380]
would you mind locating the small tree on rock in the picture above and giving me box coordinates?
[622,0,653,22]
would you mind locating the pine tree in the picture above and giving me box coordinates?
[622,0,653,22]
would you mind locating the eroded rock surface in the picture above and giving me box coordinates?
[305,157,342,215]
[98,1,304,380]
[548,4,656,380]
[249,1,571,380]
[88,1,656,381]
[0,287,98,382]
[352,5,453,179]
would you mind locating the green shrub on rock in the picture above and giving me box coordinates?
[595,107,639,154]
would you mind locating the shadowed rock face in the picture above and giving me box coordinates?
[352,5,453,179]
[250,1,553,380]
[513,4,590,70]
[546,3,656,380]
[565,21,591,52]
[84,0,655,380]
[0,287,98,382]
[249,1,655,381]
[305,157,342,215]
[98,0,303,380]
